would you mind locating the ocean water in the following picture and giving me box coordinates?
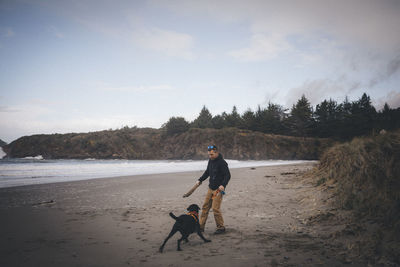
[0,153,310,188]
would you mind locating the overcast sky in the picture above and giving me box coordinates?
[1,0,400,143]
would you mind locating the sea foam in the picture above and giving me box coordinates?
[0,158,311,188]
[0,147,6,159]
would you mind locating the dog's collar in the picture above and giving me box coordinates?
[187,211,199,222]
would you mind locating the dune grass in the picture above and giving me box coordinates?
[316,130,400,224]
[310,130,400,264]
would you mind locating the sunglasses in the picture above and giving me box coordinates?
[207,145,217,151]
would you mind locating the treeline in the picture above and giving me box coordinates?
[163,93,400,140]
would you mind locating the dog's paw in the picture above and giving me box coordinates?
[204,239,211,243]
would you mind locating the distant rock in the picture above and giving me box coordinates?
[0,139,7,147]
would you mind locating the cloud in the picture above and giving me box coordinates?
[228,33,290,61]
[37,1,196,59]
[387,54,400,77]
[91,81,175,93]
[0,103,54,142]
[0,106,20,112]
[285,75,400,110]
[132,27,195,59]
[155,0,400,71]
[375,91,400,110]
[284,78,353,107]
[0,102,164,142]
[101,84,174,93]
[369,54,400,88]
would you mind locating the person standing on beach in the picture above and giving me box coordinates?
[196,145,231,234]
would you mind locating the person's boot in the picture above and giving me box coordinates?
[214,227,226,234]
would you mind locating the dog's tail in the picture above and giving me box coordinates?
[169,212,178,220]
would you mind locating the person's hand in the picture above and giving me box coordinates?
[219,185,225,191]
[196,180,201,186]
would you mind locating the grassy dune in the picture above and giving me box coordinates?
[311,130,400,264]
[316,130,400,220]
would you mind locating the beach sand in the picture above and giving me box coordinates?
[0,162,361,266]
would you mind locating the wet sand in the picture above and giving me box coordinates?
[0,162,363,266]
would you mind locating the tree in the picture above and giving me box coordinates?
[314,99,339,137]
[191,106,213,128]
[264,102,287,134]
[211,114,226,129]
[377,103,392,131]
[224,106,242,128]
[241,109,256,130]
[164,117,190,135]
[288,95,313,136]
[349,93,377,137]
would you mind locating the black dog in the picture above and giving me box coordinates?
[159,204,211,252]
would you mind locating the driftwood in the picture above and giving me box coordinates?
[182,182,201,198]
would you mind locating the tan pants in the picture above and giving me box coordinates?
[199,188,224,230]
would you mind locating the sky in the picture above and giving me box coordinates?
[1,0,400,143]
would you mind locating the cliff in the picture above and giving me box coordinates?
[0,139,7,147]
[3,127,334,160]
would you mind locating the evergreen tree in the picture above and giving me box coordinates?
[161,93,400,140]
[377,103,393,131]
[164,117,190,135]
[224,106,242,127]
[191,106,213,128]
[349,93,377,137]
[265,102,287,134]
[211,114,226,129]
[335,96,354,139]
[288,95,313,136]
[241,109,256,130]
[314,99,339,137]
[251,103,287,134]
[375,103,400,132]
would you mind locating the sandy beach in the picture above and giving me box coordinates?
[0,162,364,266]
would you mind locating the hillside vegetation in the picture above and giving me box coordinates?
[311,130,400,263]
[164,93,400,140]
[3,127,334,160]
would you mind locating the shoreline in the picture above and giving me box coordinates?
[0,159,314,189]
[0,162,363,266]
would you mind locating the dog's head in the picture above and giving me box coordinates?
[187,204,200,213]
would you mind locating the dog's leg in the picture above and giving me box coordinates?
[197,229,211,243]
[177,232,189,251]
[177,237,184,251]
[159,228,177,253]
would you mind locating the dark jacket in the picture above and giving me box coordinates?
[198,153,231,190]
